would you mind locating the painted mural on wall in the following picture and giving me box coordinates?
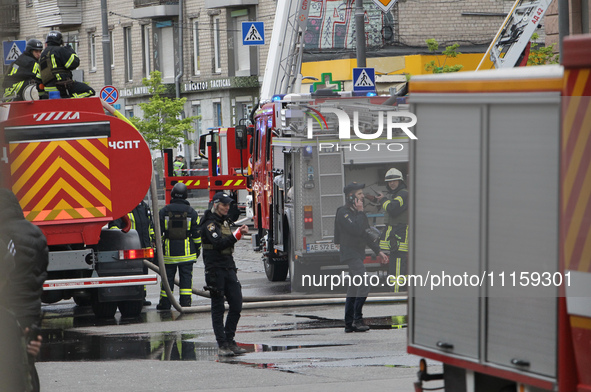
[304,0,396,50]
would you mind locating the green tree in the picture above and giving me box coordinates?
[527,33,559,65]
[130,71,199,154]
[424,38,464,74]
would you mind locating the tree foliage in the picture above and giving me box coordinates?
[130,71,199,152]
[424,38,464,74]
[527,33,559,65]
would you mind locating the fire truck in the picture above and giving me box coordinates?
[408,35,591,392]
[162,126,250,217]
[0,97,157,318]
[251,93,411,289]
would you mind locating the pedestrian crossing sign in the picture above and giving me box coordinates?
[3,40,26,65]
[352,68,376,92]
[242,22,265,46]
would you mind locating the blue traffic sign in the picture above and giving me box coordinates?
[3,40,26,65]
[352,67,376,92]
[100,85,119,104]
[242,22,265,46]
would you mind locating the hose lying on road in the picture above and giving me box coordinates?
[145,258,406,313]
[149,165,407,314]
[144,259,406,303]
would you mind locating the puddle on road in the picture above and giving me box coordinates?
[38,330,346,363]
[37,314,406,363]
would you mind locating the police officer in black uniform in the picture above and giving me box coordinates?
[335,183,388,333]
[376,168,409,292]
[201,192,249,357]
[157,183,201,309]
[39,30,95,98]
[2,39,43,101]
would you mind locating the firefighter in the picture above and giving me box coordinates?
[201,192,249,357]
[376,168,408,292]
[2,39,43,102]
[39,30,95,99]
[173,155,186,176]
[109,199,155,306]
[156,183,201,309]
[334,183,388,333]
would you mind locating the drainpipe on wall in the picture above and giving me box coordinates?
[175,0,193,166]
[558,0,570,53]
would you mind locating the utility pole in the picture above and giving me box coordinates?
[558,0,570,53]
[355,0,367,67]
[101,0,112,85]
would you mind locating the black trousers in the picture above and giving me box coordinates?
[205,268,243,347]
[344,258,370,327]
[160,262,193,305]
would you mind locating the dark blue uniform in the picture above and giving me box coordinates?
[200,209,242,348]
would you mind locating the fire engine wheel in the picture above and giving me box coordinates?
[264,256,289,282]
[91,291,118,319]
[118,300,143,318]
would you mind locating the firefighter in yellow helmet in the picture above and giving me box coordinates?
[376,168,408,292]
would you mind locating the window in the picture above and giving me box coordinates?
[109,30,115,68]
[158,25,175,82]
[62,31,79,53]
[213,101,222,127]
[192,103,202,137]
[192,20,200,75]
[192,103,202,157]
[234,15,250,76]
[213,16,221,73]
[142,24,151,78]
[89,33,97,71]
[124,26,133,82]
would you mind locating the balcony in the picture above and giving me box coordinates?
[34,0,82,27]
[0,1,19,35]
[132,0,179,18]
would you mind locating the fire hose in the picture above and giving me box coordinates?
[149,167,406,313]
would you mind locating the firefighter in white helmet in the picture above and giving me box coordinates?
[376,168,408,292]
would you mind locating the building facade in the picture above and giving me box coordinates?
[4,0,587,163]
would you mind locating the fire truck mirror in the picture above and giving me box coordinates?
[235,125,248,150]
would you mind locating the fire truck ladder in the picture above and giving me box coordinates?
[316,140,345,240]
[259,0,309,101]
[477,0,552,70]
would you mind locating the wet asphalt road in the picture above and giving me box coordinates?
[35,237,443,392]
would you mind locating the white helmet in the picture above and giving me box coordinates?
[384,168,403,182]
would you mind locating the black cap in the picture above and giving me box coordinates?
[212,192,233,204]
[343,182,365,195]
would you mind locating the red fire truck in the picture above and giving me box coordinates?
[0,97,156,318]
[409,35,591,392]
[162,126,250,215]
[250,93,411,289]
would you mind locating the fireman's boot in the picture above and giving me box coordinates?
[156,297,171,310]
[179,295,191,307]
